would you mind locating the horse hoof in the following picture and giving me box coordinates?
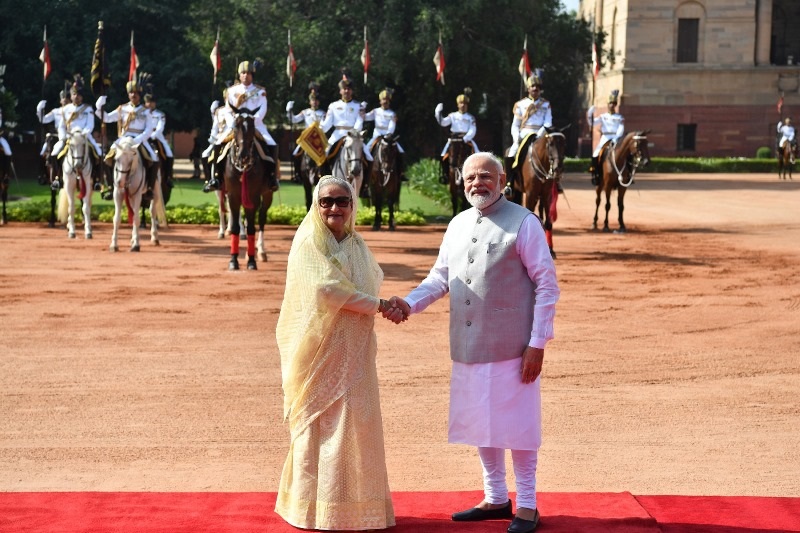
[110,246,118,252]
[68,232,76,239]
[229,258,240,271]
[258,252,267,262]
[247,258,258,270]
[85,233,92,240]
[48,221,55,228]
[614,228,627,234]
[130,245,140,252]
[602,227,611,233]
[217,232,225,239]
[152,239,160,246]
[389,225,396,232]
[372,224,380,231]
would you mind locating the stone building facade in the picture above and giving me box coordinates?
[578,0,800,157]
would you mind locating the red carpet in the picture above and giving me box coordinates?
[1,491,798,532]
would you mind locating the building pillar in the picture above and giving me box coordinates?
[756,0,773,65]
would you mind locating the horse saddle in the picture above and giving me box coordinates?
[511,132,538,169]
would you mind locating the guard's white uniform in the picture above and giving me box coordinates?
[288,106,325,156]
[147,108,173,158]
[59,103,102,156]
[589,109,625,157]
[224,82,276,145]
[96,102,156,160]
[435,108,478,156]
[37,104,68,156]
[202,105,234,158]
[0,110,11,156]
[507,97,552,156]
[364,107,405,153]
[777,122,795,149]
[320,99,372,161]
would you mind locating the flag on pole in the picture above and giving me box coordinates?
[210,28,221,84]
[90,21,111,96]
[360,26,370,85]
[433,32,446,86]
[39,26,51,81]
[518,35,532,82]
[592,41,600,80]
[128,31,140,83]
[286,30,297,87]
[778,93,784,115]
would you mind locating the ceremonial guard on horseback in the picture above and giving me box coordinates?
[60,75,103,191]
[435,89,478,185]
[286,81,325,184]
[143,82,174,198]
[320,71,371,192]
[588,90,625,185]
[777,117,796,161]
[505,74,552,194]
[364,87,406,182]
[217,60,280,192]
[0,104,12,195]
[201,85,233,192]
[95,76,159,202]
[36,84,71,188]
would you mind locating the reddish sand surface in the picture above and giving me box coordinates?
[1,172,798,498]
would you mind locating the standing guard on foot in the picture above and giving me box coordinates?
[95,76,158,202]
[61,75,103,191]
[435,89,478,184]
[287,82,325,183]
[505,75,552,195]
[588,90,625,186]
[36,84,71,188]
[144,91,174,197]
[364,87,407,181]
[224,61,280,191]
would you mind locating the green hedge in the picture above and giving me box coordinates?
[564,157,780,173]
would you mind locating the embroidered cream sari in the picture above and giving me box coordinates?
[275,178,395,530]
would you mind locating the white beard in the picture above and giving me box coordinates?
[467,190,500,210]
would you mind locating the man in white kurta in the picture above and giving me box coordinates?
[388,152,559,533]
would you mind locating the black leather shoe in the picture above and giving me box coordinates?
[507,510,540,533]
[452,500,512,522]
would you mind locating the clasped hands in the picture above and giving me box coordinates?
[378,296,410,324]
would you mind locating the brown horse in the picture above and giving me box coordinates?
[368,134,401,231]
[446,135,472,217]
[777,141,795,180]
[299,151,322,211]
[593,130,651,233]
[223,106,274,270]
[510,132,566,258]
[41,133,62,228]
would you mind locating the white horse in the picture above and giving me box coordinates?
[330,129,365,199]
[57,128,93,239]
[110,137,166,252]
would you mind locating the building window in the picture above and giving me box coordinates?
[677,124,697,151]
[677,18,699,63]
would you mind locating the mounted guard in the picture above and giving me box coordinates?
[435,88,478,185]
[320,71,372,182]
[60,75,103,191]
[588,90,625,186]
[143,81,174,196]
[287,81,326,183]
[505,73,551,194]
[36,83,71,188]
[364,87,406,181]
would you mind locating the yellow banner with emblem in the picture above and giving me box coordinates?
[296,121,328,166]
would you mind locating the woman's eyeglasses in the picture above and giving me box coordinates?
[318,196,352,208]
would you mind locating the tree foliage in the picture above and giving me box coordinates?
[1,0,592,158]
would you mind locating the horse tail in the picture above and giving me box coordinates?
[124,192,134,224]
[548,181,559,223]
[78,175,86,201]
[153,185,168,227]
[57,188,69,223]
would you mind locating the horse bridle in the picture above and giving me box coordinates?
[67,132,88,173]
[231,113,256,172]
[377,137,397,186]
[610,134,648,188]
[529,132,564,182]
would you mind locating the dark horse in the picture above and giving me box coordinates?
[777,141,795,180]
[139,140,174,229]
[593,130,651,233]
[445,134,472,217]
[299,151,323,211]
[41,133,62,228]
[0,151,9,226]
[368,134,401,231]
[509,132,566,258]
[223,106,274,270]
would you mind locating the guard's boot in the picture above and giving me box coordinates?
[100,155,114,200]
[590,156,599,186]
[267,146,280,191]
[292,154,302,184]
[203,147,222,192]
[440,158,449,185]
[92,155,103,191]
[143,161,159,203]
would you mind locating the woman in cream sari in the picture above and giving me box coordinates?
[275,175,395,530]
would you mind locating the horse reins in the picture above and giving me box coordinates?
[529,132,564,182]
[610,134,647,188]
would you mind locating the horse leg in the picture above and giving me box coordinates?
[228,200,241,271]
[82,174,93,239]
[65,176,77,239]
[602,188,613,233]
[49,186,57,228]
[130,193,142,252]
[616,187,627,233]
[245,208,258,270]
[257,199,268,262]
[372,187,382,231]
[388,192,396,232]
[1,187,6,226]
[110,189,122,252]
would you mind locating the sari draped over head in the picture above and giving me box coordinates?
[275,176,394,530]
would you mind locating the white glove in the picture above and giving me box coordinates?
[95,95,107,109]
[285,101,294,112]
[37,100,47,112]
[210,100,220,114]
[435,103,444,115]
[588,105,596,115]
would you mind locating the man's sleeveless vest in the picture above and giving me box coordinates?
[448,196,535,364]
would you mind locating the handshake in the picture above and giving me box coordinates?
[378,296,410,324]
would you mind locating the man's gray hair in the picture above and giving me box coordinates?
[463,152,504,176]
